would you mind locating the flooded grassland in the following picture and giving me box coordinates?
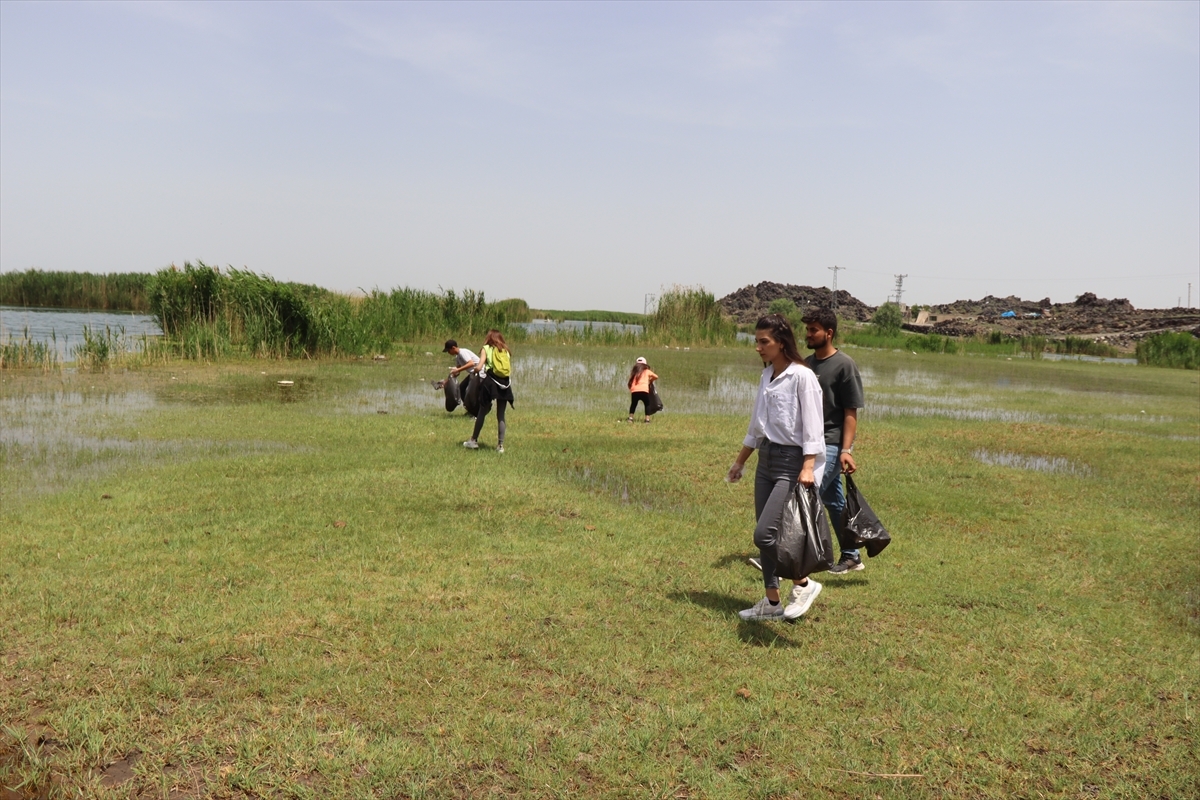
[1,345,1197,798]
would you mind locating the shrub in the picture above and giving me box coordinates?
[871,302,902,336]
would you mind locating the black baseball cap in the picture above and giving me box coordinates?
[443,340,457,353]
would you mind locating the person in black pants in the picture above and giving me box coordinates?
[626,357,658,422]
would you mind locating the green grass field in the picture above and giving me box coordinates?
[2,346,1197,799]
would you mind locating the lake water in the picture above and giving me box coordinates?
[0,306,162,354]
[512,319,644,335]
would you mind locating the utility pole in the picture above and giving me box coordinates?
[893,274,908,308]
[644,293,657,316]
[1189,283,1192,309]
[828,265,844,310]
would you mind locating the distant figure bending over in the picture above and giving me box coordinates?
[626,357,658,423]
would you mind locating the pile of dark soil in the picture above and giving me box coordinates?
[932,294,1053,316]
[719,282,874,324]
[927,293,1200,349]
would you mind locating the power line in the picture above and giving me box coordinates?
[844,269,1194,282]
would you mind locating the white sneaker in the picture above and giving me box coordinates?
[783,580,822,620]
[496,445,504,453]
[462,440,479,450]
[738,597,785,622]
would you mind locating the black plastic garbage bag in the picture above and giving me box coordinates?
[775,484,834,580]
[842,474,891,558]
[462,373,481,417]
[442,374,461,412]
[646,383,664,415]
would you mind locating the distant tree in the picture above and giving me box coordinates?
[767,298,802,330]
[872,302,902,336]
[768,298,797,316]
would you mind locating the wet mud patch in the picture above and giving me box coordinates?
[97,752,140,788]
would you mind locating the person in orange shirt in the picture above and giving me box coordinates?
[626,357,658,423]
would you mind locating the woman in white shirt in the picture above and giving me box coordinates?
[727,314,826,622]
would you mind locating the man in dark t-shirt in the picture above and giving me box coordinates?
[803,308,866,573]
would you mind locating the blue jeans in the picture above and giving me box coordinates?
[821,443,858,560]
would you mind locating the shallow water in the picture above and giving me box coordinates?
[1042,353,1137,365]
[0,306,162,354]
[974,449,1094,477]
[0,382,290,496]
[3,345,1195,495]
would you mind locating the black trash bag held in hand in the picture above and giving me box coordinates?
[646,382,664,415]
[775,484,835,581]
[443,374,461,412]
[462,373,481,417]
[842,474,891,558]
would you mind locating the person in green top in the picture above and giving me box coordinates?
[463,329,514,453]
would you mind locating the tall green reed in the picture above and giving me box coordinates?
[644,286,737,346]
[146,262,515,360]
[1136,332,1200,369]
[1053,336,1121,358]
[0,329,62,371]
[0,269,152,311]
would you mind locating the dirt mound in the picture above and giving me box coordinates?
[929,318,988,338]
[929,293,1199,350]
[932,294,1053,316]
[719,282,874,324]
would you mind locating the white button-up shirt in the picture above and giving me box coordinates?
[743,362,827,460]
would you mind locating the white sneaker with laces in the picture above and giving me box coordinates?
[783,580,822,620]
[496,445,504,453]
[462,440,479,450]
[738,596,785,622]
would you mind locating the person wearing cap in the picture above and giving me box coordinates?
[626,357,658,423]
[442,340,479,378]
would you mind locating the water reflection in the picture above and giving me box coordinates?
[974,449,1093,476]
[868,403,1046,424]
[1,387,291,496]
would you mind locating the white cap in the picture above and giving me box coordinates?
[635,357,647,364]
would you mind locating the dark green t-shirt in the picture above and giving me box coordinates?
[805,350,864,446]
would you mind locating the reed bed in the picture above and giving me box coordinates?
[644,286,738,346]
[1052,335,1122,358]
[841,328,1063,359]
[1136,331,1200,369]
[0,330,62,371]
[0,269,152,311]
[147,262,513,359]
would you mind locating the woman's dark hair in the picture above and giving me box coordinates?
[483,329,509,352]
[755,314,807,366]
[627,362,648,389]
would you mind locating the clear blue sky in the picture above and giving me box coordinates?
[2,1,1197,311]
